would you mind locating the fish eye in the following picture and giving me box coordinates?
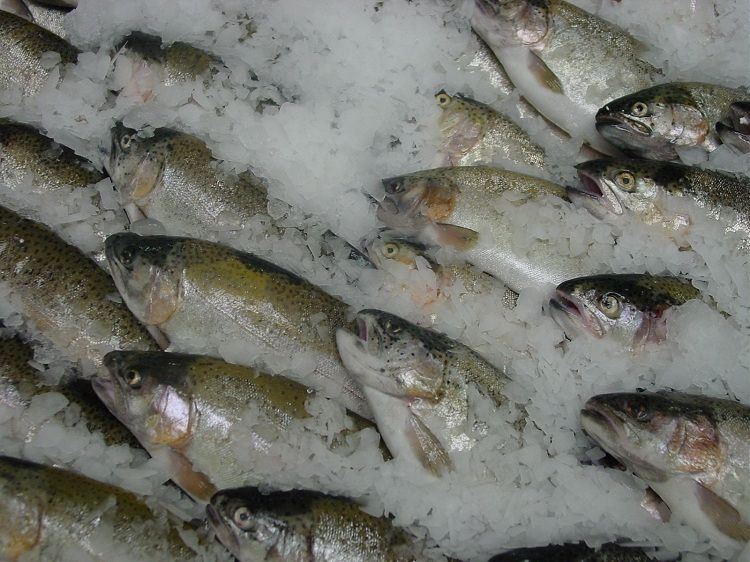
[630,102,649,117]
[614,171,636,192]
[119,247,134,267]
[435,92,451,107]
[635,406,653,422]
[382,242,400,257]
[597,293,622,319]
[125,369,142,389]
[385,180,404,194]
[233,506,254,530]
[119,134,133,149]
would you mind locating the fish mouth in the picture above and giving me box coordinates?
[354,315,369,342]
[206,504,241,557]
[91,376,117,409]
[580,403,620,444]
[570,169,623,216]
[549,292,597,337]
[571,170,603,199]
[595,112,651,137]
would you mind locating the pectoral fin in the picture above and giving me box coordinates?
[695,481,750,541]
[406,413,452,476]
[432,223,479,250]
[527,51,563,94]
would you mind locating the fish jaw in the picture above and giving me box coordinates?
[548,290,603,339]
[570,168,623,217]
[206,504,241,558]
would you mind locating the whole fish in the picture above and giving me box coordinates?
[490,543,654,561]
[581,392,750,550]
[207,487,428,562]
[471,0,659,154]
[595,82,748,160]
[0,205,157,371]
[0,337,142,449]
[0,455,204,561]
[0,10,78,98]
[108,124,272,236]
[435,90,545,169]
[571,158,750,247]
[95,350,379,502]
[549,274,700,348]
[716,102,750,154]
[361,229,518,309]
[336,309,515,476]
[375,166,594,292]
[104,232,371,419]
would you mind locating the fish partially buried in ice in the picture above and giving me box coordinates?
[435,90,545,169]
[336,309,518,476]
[581,392,750,550]
[104,232,371,419]
[95,350,382,502]
[0,206,158,372]
[207,487,429,562]
[490,543,654,561]
[571,158,750,247]
[595,82,748,160]
[0,455,205,561]
[716,102,750,154]
[549,274,701,348]
[376,166,594,292]
[0,10,79,98]
[470,0,659,154]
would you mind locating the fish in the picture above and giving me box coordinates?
[22,1,69,38]
[0,455,204,561]
[595,82,748,160]
[95,350,381,502]
[435,90,545,169]
[471,0,659,154]
[489,543,654,561]
[361,228,518,309]
[207,487,427,562]
[375,166,594,292]
[0,205,158,372]
[104,232,371,419]
[0,10,79,98]
[581,392,750,549]
[0,0,32,20]
[716,102,750,154]
[336,309,516,476]
[549,274,701,347]
[108,124,272,236]
[571,158,750,247]
[0,336,142,449]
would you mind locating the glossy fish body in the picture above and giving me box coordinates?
[376,166,593,292]
[23,1,68,38]
[207,487,426,562]
[108,125,271,237]
[435,90,545,169]
[595,82,748,160]
[550,274,701,347]
[490,543,653,561]
[96,351,377,502]
[471,0,658,154]
[336,309,515,476]
[0,10,78,98]
[572,158,750,247]
[0,456,201,561]
[582,392,750,549]
[104,233,370,419]
[0,206,157,371]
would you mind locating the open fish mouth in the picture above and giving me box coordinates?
[570,171,603,199]
[206,504,241,556]
[595,112,652,137]
[549,292,603,338]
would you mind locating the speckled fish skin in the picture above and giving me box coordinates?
[108,124,272,237]
[207,487,426,562]
[104,233,371,419]
[0,10,78,98]
[23,1,68,38]
[549,274,700,347]
[0,337,142,448]
[716,102,750,154]
[489,543,654,561]
[95,351,378,502]
[435,90,545,168]
[595,82,748,160]
[376,166,593,292]
[0,0,32,21]
[581,392,750,548]
[572,158,750,245]
[336,309,514,475]
[0,206,158,371]
[471,0,658,154]
[0,456,200,561]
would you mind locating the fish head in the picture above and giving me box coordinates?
[105,233,183,327]
[207,488,286,562]
[716,102,750,154]
[336,309,448,399]
[109,123,167,205]
[471,0,549,47]
[361,229,430,271]
[435,91,490,161]
[96,351,195,449]
[596,85,710,160]
[582,392,724,482]
[377,170,459,229]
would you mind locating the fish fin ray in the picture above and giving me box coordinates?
[432,223,479,250]
[526,51,563,94]
[695,481,750,541]
[406,413,452,475]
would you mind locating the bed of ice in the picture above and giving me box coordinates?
[0,0,749,560]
